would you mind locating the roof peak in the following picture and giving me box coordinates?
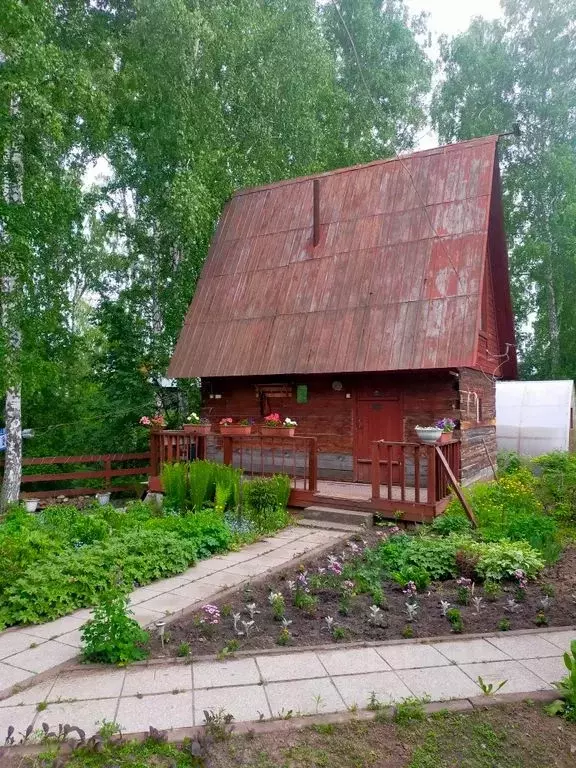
[234,135,500,198]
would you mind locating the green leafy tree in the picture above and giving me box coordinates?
[432,0,576,378]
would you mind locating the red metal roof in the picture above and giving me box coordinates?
[168,136,515,378]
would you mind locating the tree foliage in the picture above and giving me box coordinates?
[432,0,576,378]
[2,0,432,463]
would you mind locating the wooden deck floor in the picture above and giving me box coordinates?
[294,479,429,503]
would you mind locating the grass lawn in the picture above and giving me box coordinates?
[7,704,575,768]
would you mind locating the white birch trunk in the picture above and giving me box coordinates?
[0,88,24,510]
[0,386,22,509]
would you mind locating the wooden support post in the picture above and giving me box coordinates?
[426,445,437,504]
[371,442,380,501]
[150,431,160,477]
[222,436,233,466]
[414,445,421,504]
[308,438,318,493]
[435,446,477,526]
[104,457,112,490]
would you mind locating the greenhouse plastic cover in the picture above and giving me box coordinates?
[496,380,575,456]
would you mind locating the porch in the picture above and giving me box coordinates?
[149,431,460,522]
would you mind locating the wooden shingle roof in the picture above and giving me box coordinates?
[168,136,516,378]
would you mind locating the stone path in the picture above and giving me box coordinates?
[0,526,344,697]
[0,628,573,741]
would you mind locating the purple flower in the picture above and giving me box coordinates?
[403,581,417,597]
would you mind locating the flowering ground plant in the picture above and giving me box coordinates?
[139,414,166,428]
[263,413,298,428]
[436,418,457,433]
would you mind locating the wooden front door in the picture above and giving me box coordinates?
[354,397,403,483]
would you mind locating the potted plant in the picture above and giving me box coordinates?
[260,413,298,437]
[139,414,166,431]
[183,412,211,435]
[219,417,253,436]
[436,418,457,443]
[415,424,442,444]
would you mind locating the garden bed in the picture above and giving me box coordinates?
[151,528,576,658]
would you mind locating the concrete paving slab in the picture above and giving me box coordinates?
[193,658,260,689]
[6,641,77,673]
[488,634,562,659]
[170,580,226,600]
[123,665,192,696]
[0,631,41,661]
[398,665,480,701]
[0,678,55,708]
[377,644,450,670]
[42,698,118,738]
[521,656,567,685]
[55,629,83,649]
[129,586,168,605]
[193,572,249,590]
[0,704,38,741]
[257,651,325,682]
[460,660,551,694]
[137,592,196,616]
[319,647,391,676]
[19,615,85,641]
[49,668,126,702]
[117,691,193,733]
[333,670,412,708]
[0,662,34,690]
[433,638,509,664]
[131,605,165,626]
[539,630,575,652]
[193,684,270,724]
[265,677,345,717]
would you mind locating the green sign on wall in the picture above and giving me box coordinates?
[296,384,308,404]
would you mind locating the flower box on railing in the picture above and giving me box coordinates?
[183,424,211,435]
[260,426,295,438]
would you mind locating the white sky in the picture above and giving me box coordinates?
[406,0,503,37]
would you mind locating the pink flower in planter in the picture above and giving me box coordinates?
[139,416,151,426]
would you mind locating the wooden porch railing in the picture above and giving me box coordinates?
[0,453,152,499]
[370,440,460,505]
[150,431,318,492]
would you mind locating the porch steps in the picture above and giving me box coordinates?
[297,518,365,533]
[301,505,374,528]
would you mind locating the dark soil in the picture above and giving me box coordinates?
[151,534,576,659]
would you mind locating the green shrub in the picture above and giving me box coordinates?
[445,470,560,560]
[241,475,291,533]
[534,451,576,520]
[3,530,198,626]
[430,509,472,536]
[471,538,544,581]
[378,534,459,581]
[392,565,430,591]
[81,587,149,664]
[144,509,232,558]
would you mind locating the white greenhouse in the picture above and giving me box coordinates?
[496,380,575,456]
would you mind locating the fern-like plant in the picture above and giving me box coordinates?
[161,462,188,513]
